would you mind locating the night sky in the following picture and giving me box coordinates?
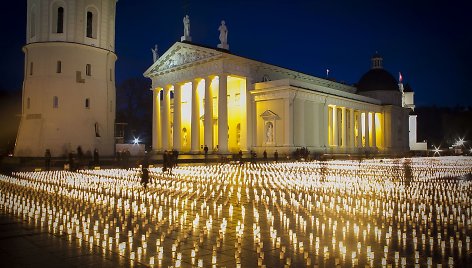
[1,0,471,107]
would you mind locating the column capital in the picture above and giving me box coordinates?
[193,77,204,83]
[205,75,216,82]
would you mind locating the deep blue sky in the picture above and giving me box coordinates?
[1,0,471,106]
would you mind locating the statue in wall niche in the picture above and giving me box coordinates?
[183,15,190,38]
[266,122,274,143]
[218,20,228,45]
[182,128,188,146]
[236,123,241,146]
[151,44,159,63]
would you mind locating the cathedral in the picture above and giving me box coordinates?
[144,18,426,156]
[14,1,426,157]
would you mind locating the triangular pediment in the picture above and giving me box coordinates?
[144,42,221,77]
[260,110,280,120]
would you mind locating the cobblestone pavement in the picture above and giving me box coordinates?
[1,157,472,267]
[0,214,146,267]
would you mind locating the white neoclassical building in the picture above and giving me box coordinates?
[144,41,418,155]
[15,0,117,157]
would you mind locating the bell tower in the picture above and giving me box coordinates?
[15,0,118,157]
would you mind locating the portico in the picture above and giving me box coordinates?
[147,46,250,155]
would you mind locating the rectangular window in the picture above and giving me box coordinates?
[30,62,34,75]
[57,61,62,73]
[86,64,91,76]
[85,98,90,109]
[27,98,31,109]
[53,96,59,108]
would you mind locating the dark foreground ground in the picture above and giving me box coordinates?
[0,213,146,268]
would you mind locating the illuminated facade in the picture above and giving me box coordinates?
[144,42,411,155]
[15,0,118,157]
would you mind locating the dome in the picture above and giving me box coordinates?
[357,68,399,92]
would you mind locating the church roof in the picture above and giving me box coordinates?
[356,68,399,92]
[145,41,356,93]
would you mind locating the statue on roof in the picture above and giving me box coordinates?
[181,15,191,42]
[217,20,229,50]
[151,44,159,63]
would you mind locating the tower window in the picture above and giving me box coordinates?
[86,64,91,76]
[27,98,31,109]
[30,62,34,75]
[57,7,64,33]
[53,96,59,108]
[85,98,90,109]
[86,11,93,38]
[57,61,62,73]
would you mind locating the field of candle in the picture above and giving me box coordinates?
[1,156,471,267]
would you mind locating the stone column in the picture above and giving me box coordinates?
[204,77,213,151]
[372,112,377,148]
[173,83,182,151]
[218,75,228,154]
[364,111,370,148]
[191,79,201,153]
[152,88,161,151]
[341,107,347,149]
[349,108,355,150]
[244,77,253,152]
[332,106,338,147]
[356,111,362,148]
[162,86,171,151]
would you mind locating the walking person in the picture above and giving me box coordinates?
[44,149,51,171]
[141,153,150,188]
[162,150,168,173]
[274,150,279,163]
[93,149,99,166]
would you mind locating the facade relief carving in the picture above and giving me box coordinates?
[152,48,218,74]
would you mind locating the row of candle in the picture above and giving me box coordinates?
[0,156,471,267]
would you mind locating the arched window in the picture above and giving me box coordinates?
[57,7,64,33]
[85,98,90,109]
[86,11,93,38]
[53,96,59,108]
[51,3,66,35]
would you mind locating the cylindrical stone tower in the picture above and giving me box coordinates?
[15,0,118,157]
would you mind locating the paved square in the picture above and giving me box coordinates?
[1,157,471,267]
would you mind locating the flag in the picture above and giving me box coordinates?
[399,72,403,83]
